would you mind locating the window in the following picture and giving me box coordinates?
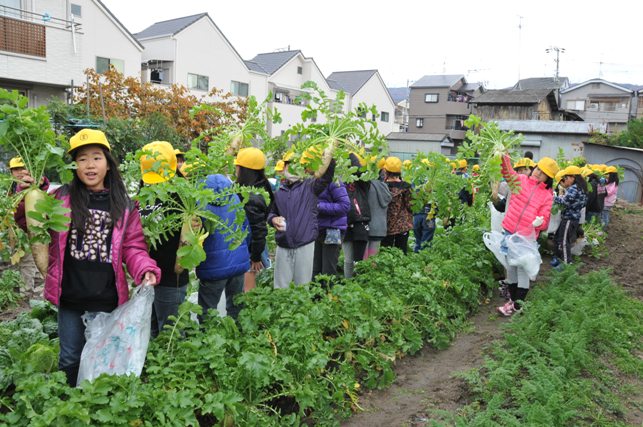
[70,3,82,17]
[96,57,124,74]
[416,118,424,128]
[297,66,303,75]
[566,100,585,111]
[371,113,377,121]
[380,111,389,122]
[424,93,439,103]
[188,73,209,91]
[230,81,249,97]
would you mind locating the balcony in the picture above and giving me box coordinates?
[0,5,81,58]
[447,92,472,103]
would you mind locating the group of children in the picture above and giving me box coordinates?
[491,151,619,317]
[6,128,621,385]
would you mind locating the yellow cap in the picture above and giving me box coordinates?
[282,151,294,162]
[384,157,402,173]
[234,147,266,170]
[140,141,177,184]
[69,129,111,154]
[472,164,480,172]
[536,157,559,179]
[9,157,25,169]
[352,152,366,167]
[562,165,582,176]
[421,158,433,167]
[450,162,457,169]
[174,148,185,156]
[514,157,536,169]
[605,166,617,173]
[458,159,467,169]
[580,166,593,177]
[403,159,412,169]
[377,158,386,170]
[555,170,565,184]
[301,145,322,166]
[274,160,285,172]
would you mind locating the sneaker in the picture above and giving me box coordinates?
[496,301,516,317]
[498,283,510,300]
[550,257,560,268]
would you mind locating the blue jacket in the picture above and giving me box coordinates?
[555,183,587,221]
[318,181,350,231]
[196,174,250,281]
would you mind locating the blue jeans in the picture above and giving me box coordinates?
[198,274,244,321]
[413,214,436,252]
[58,305,103,386]
[151,285,188,338]
[601,207,612,228]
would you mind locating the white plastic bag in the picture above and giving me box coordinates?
[488,202,505,233]
[547,211,561,234]
[570,237,588,256]
[77,284,155,386]
[483,231,508,269]
[505,234,542,280]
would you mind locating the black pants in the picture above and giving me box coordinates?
[382,232,409,254]
[312,231,341,277]
[555,218,579,264]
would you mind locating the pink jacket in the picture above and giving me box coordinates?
[44,187,161,307]
[500,155,553,237]
[604,182,618,207]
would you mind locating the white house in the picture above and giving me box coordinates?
[327,70,399,135]
[245,50,340,137]
[134,13,252,101]
[0,0,143,106]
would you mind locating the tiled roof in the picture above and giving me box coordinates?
[387,87,410,104]
[471,88,554,104]
[326,70,377,94]
[134,13,206,39]
[410,75,465,88]
[245,50,301,75]
[512,77,569,90]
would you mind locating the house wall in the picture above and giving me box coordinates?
[173,17,249,99]
[516,133,584,160]
[387,137,444,156]
[583,143,643,203]
[0,0,141,105]
[351,74,397,135]
[560,82,632,131]
[408,84,472,135]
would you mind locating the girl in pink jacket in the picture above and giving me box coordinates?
[45,129,160,386]
[497,154,558,317]
[602,168,619,227]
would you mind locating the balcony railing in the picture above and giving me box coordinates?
[0,5,82,57]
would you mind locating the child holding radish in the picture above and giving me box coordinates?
[496,153,558,317]
[45,129,160,386]
[7,156,49,294]
[551,166,588,267]
[138,141,188,337]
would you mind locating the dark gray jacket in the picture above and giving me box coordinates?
[367,179,392,239]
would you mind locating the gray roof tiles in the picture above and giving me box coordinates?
[512,77,569,90]
[246,50,301,75]
[387,87,410,104]
[472,88,554,104]
[410,74,465,88]
[326,70,377,94]
[134,13,207,39]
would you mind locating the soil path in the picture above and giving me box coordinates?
[344,202,643,427]
[343,300,505,427]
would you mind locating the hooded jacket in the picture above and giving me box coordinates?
[500,155,554,237]
[367,179,392,238]
[554,183,587,221]
[317,181,350,231]
[196,174,250,281]
[44,185,161,307]
[268,160,335,249]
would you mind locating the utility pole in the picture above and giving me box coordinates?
[545,46,565,82]
[517,15,524,81]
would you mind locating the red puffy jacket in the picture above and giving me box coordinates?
[500,155,553,237]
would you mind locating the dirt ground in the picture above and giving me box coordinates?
[344,202,643,427]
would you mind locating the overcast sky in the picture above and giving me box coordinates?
[102,0,643,89]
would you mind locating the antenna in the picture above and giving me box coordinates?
[545,46,565,82]
[517,15,524,81]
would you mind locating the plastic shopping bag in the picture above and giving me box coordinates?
[483,231,508,269]
[547,211,561,234]
[505,234,542,280]
[77,284,155,386]
[488,202,505,233]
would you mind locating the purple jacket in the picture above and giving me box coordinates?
[44,186,161,307]
[268,160,335,249]
[318,182,350,231]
